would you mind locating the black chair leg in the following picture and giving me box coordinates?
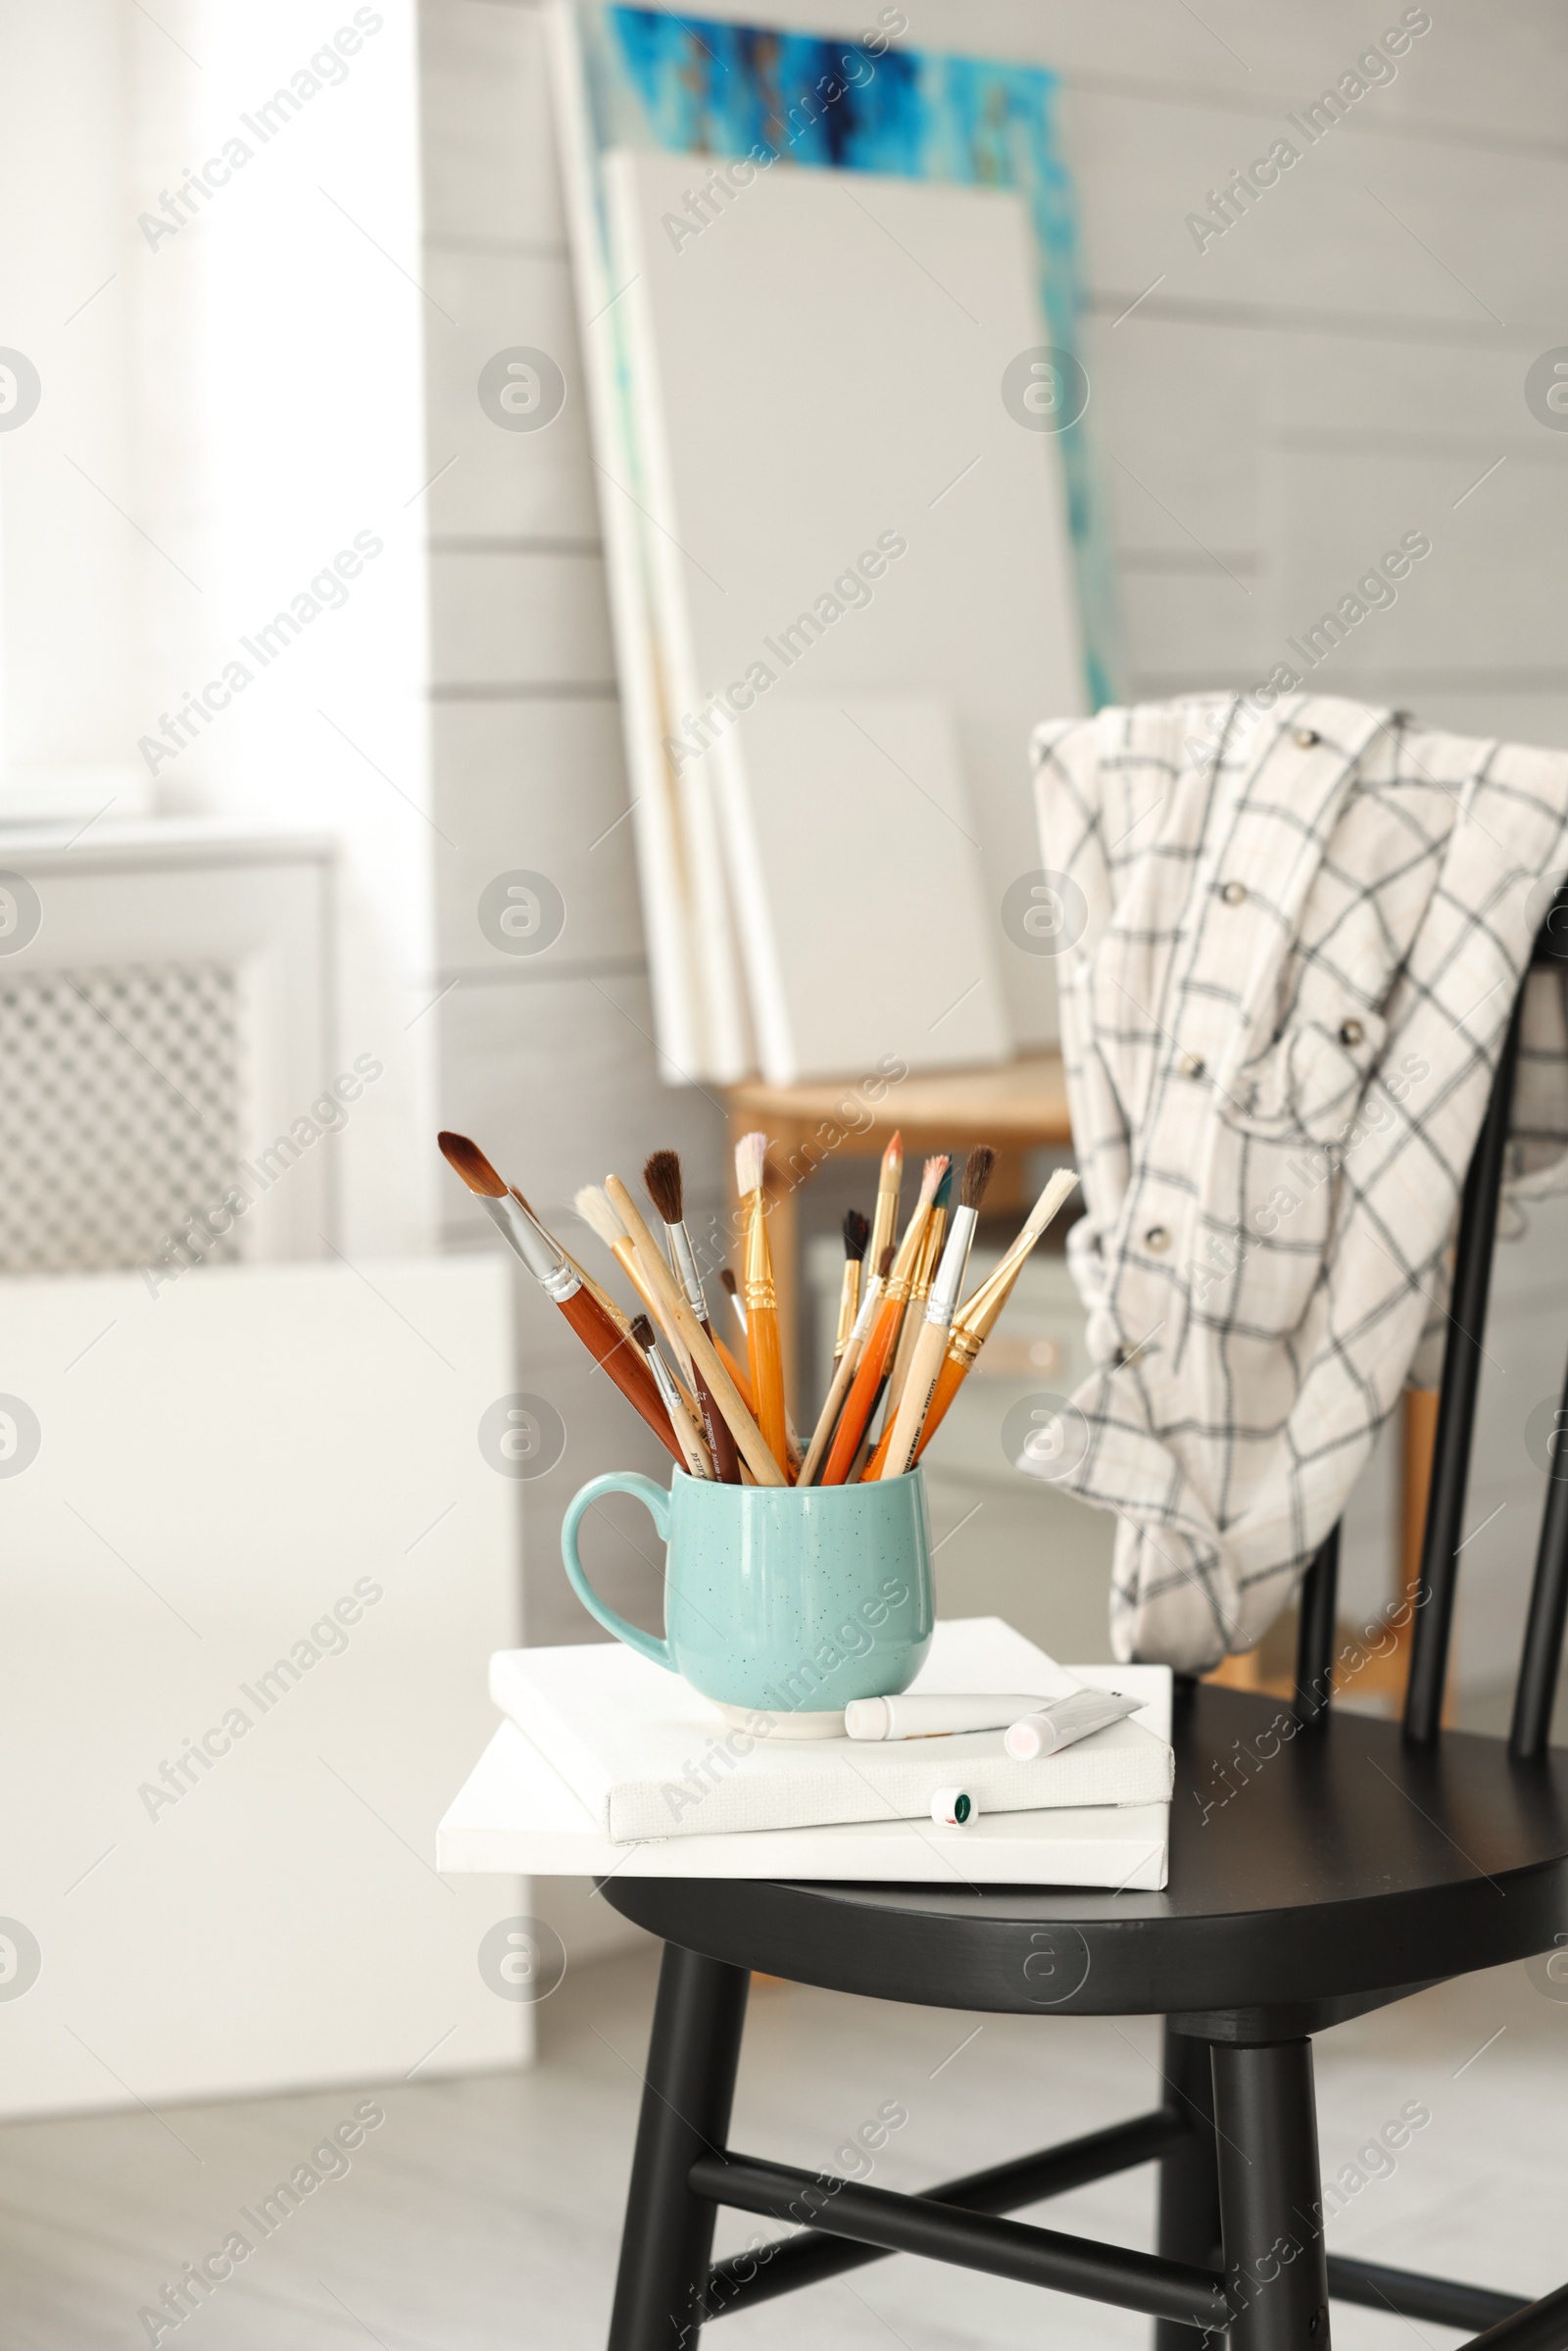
[608,1942,751,2351]
[1211,2037,1331,2351]
[1154,2021,1222,2351]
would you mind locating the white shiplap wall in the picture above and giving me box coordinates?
[417,0,1568,1685]
[419,0,725,1650]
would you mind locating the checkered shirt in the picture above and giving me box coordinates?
[1030,691,1568,1671]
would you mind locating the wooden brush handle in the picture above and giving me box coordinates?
[820,1298,901,1487]
[713,1334,756,1417]
[605,1178,786,1487]
[745,1301,791,1482]
[877,1316,949,1481]
[557,1287,686,1469]
[798,1338,860,1486]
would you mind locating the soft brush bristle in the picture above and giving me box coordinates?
[843,1209,869,1261]
[960,1144,997,1213]
[643,1149,683,1227]
[574,1184,626,1249]
[629,1313,657,1351]
[438,1130,509,1198]
[734,1130,767,1197]
[917,1153,949,1208]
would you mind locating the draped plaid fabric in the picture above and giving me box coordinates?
[1031,692,1568,1671]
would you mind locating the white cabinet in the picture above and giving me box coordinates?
[0,823,337,1277]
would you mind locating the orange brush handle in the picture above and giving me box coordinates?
[746,1303,791,1480]
[713,1334,756,1417]
[862,1423,893,1483]
[910,1353,966,1464]
[558,1288,686,1469]
[820,1298,900,1486]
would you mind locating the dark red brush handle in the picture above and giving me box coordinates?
[696,1320,742,1483]
[558,1288,686,1469]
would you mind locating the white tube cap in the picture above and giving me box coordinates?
[930,1788,976,1828]
[844,1697,891,1740]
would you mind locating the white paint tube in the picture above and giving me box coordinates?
[1004,1690,1142,1760]
[844,1693,1051,1741]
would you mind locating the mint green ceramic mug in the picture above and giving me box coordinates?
[560,1467,935,1736]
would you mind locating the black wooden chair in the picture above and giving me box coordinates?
[599,923,1568,2351]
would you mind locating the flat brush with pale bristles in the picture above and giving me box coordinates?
[906,1164,1080,1468]
[574,1184,695,1388]
[734,1130,790,1479]
[819,1155,948,1487]
[797,1243,891,1485]
[873,1144,997,1481]
[604,1174,786,1486]
[437,1132,683,1467]
[630,1316,713,1480]
[644,1149,741,1485]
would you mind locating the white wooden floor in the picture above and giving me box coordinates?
[2,1933,1562,2349]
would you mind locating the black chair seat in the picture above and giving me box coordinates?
[604,1682,1568,2033]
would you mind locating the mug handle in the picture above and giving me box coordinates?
[560,1472,676,1672]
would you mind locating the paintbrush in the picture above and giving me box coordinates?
[438,1132,685,1469]
[848,1168,950,1483]
[798,1244,893,1486]
[574,1183,698,1389]
[630,1315,714,1480]
[834,1210,870,1362]
[819,1155,948,1487]
[874,1146,997,1480]
[604,1174,787,1486]
[722,1264,802,1466]
[907,1166,1080,1466]
[734,1130,791,1479]
[643,1150,742,1485]
[711,1268,758,1413]
[866,1131,903,1301]
[880,1163,952,1428]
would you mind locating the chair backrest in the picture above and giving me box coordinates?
[1295,893,1568,1756]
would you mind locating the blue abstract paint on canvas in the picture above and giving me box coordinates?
[577,5,1118,704]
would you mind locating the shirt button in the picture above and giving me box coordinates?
[1178,1052,1205,1079]
[1339,1018,1364,1047]
[1144,1225,1171,1252]
[1220,880,1247,906]
[1294,728,1320,749]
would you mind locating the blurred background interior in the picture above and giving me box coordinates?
[1,2,1565,2344]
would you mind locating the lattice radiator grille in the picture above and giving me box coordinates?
[0,965,243,1274]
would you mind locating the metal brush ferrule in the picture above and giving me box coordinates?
[665,1220,708,1322]
[850,1276,883,1341]
[833,1263,861,1359]
[504,1194,580,1298]
[926,1205,978,1326]
[643,1342,682,1417]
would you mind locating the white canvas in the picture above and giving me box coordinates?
[714,694,1009,1083]
[488,1618,1171,1841]
[441,1654,1172,1891]
[599,149,1086,1074]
